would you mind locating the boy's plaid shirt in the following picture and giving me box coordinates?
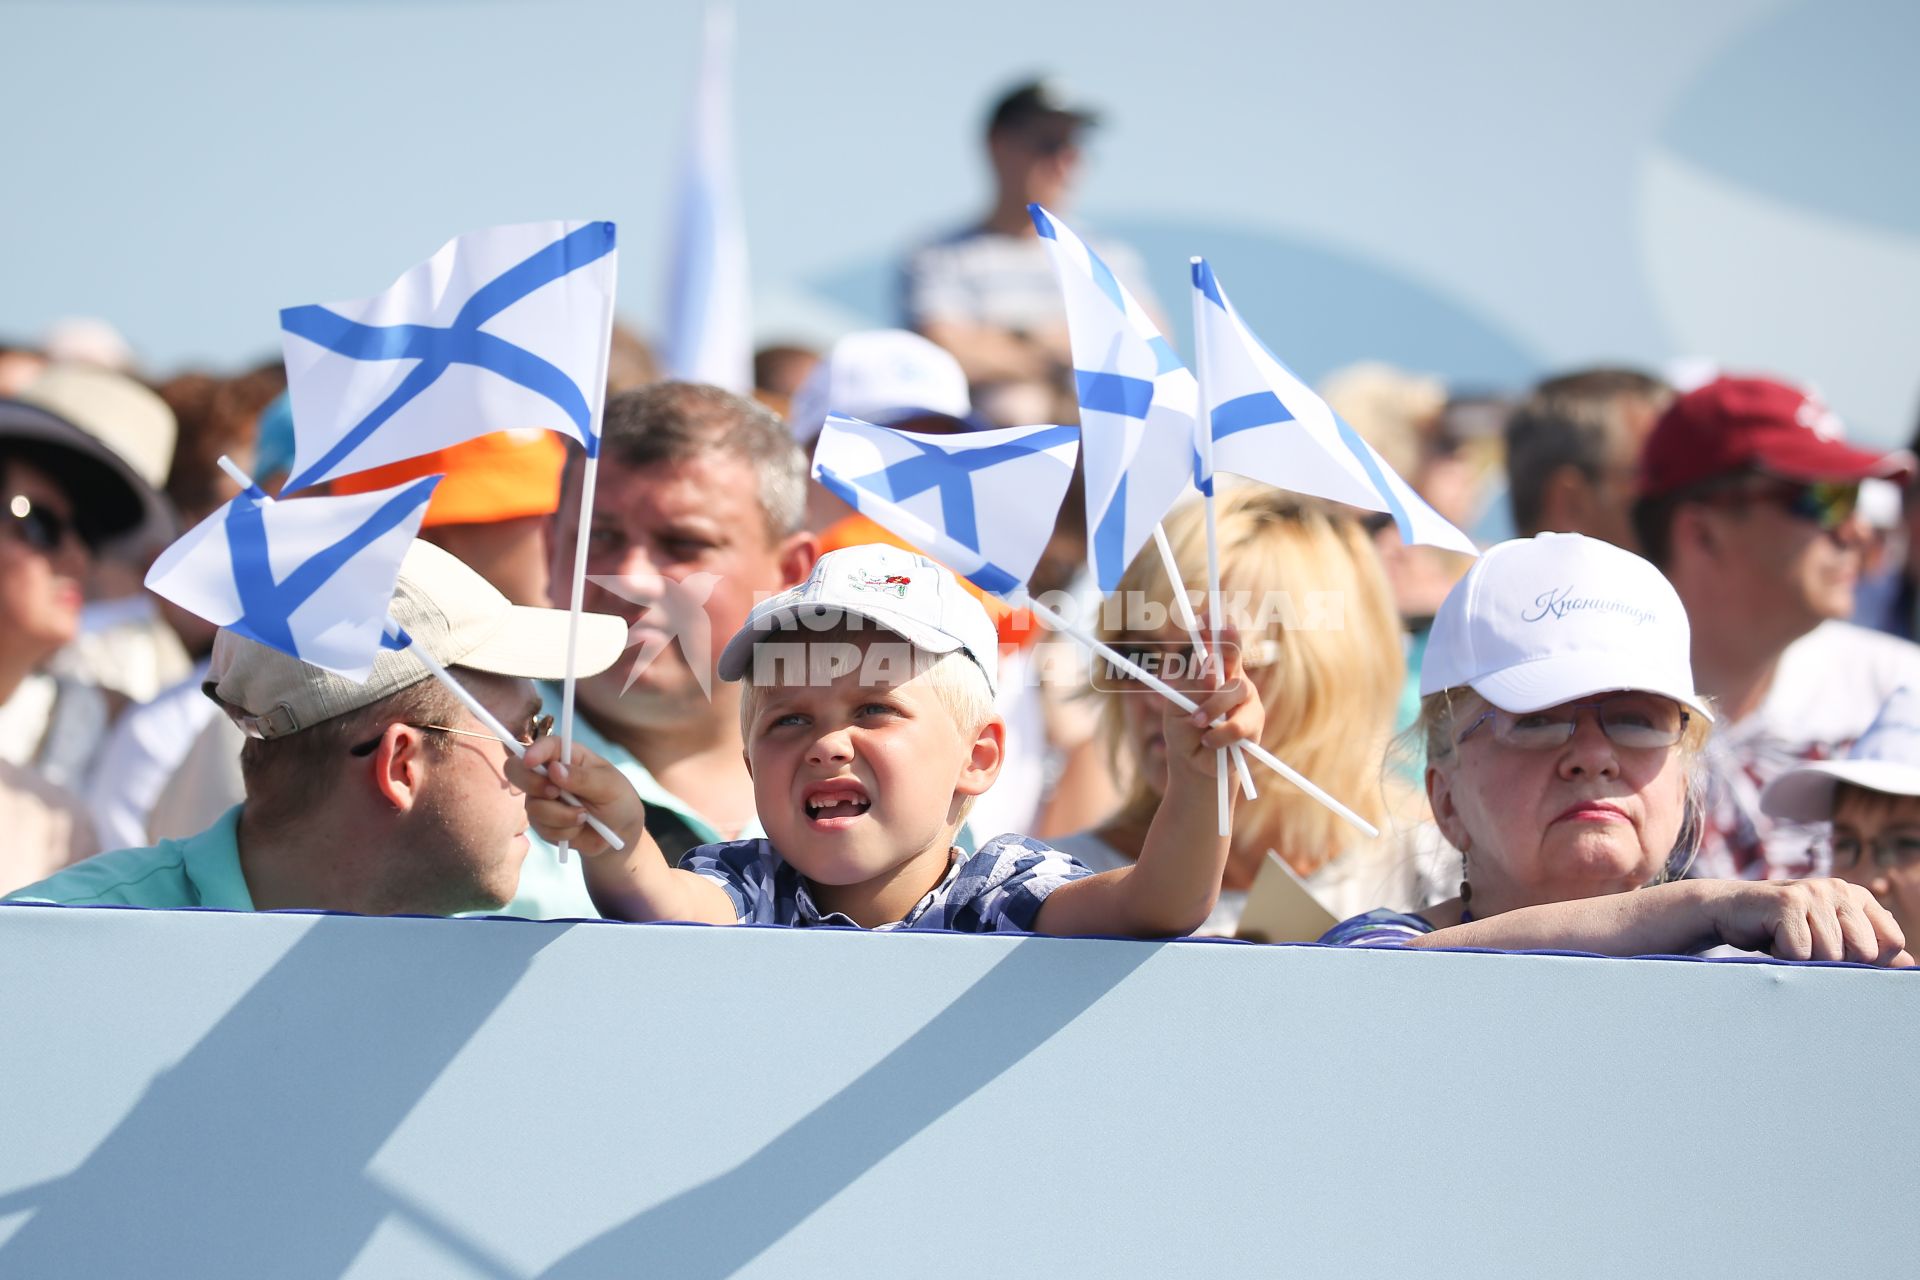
[681,834,1088,931]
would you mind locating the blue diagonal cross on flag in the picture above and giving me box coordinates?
[145,477,442,681]
[1030,204,1198,592]
[279,220,619,494]
[812,415,1080,596]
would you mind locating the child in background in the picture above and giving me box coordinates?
[511,545,1262,936]
[1762,687,1920,939]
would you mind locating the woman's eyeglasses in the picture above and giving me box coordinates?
[1828,831,1920,872]
[1456,693,1689,752]
[349,713,553,758]
[4,494,83,556]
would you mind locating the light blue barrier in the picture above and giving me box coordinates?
[0,904,1913,1278]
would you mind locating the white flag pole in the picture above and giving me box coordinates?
[553,450,602,865]
[213,456,624,851]
[1010,588,1375,838]
[1189,259,1234,837]
[1149,524,1255,804]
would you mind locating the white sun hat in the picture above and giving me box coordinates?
[1761,687,1920,823]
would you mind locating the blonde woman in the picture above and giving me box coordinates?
[1056,487,1442,931]
[1321,533,1910,964]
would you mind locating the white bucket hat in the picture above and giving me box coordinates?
[1761,687,1920,823]
[1420,532,1711,720]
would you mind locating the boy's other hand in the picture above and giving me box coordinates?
[507,736,645,859]
[1159,628,1265,782]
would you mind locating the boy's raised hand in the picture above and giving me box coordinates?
[507,735,644,860]
[1159,628,1265,787]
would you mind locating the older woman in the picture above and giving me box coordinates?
[1057,488,1444,931]
[1322,532,1910,965]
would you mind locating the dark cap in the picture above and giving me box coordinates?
[1637,375,1910,498]
[986,78,1101,135]
[0,397,165,548]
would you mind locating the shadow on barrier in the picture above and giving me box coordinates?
[0,914,567,1278]
[537,933,1161,1279]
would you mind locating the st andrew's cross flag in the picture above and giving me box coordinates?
[279,220,618,494]
[1191,257,1477,555]
[812,415,1079,597]
[145,476,440,682]
[1030,204,1198,592]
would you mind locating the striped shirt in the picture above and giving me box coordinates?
[1318,908,1437,948]
[682,833,1088,932]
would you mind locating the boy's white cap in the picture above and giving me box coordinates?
[717,544,1000,695]
[1421,532,1711,720]
[1761,687,1920,823]
[786,330,973,445]
[205,539,628,740]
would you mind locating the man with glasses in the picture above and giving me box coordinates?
[900,78,1160,425]
[1631,374,1920,879]
[6,541,626,916]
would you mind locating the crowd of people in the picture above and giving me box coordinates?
[2,78,1917,967]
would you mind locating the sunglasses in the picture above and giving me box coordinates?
[1700,479,1860,532]
[349,713,552,758]
[1455,693,1689,752]
[4,494,83,555]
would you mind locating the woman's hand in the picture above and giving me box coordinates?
[1700,878,1913,966]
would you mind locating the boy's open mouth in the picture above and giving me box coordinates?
[803,780,871,825]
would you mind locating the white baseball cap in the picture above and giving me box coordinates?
[716,544,1000,695]
[1761,687,1920,823]
[1420,532,1711,720]
[205,539,628,739]
[786,330,974,445]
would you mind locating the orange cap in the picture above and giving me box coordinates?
[816,513,1041,651]
[327,430,567,527]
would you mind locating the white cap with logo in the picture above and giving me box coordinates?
[1761,687,1920,823]
[205,539,629,739]
[717,544,1000,695]
[1420,532,1711,720]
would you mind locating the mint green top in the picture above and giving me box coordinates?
[6,806,254,910]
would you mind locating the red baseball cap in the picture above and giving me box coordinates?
[1637,375,1910,498]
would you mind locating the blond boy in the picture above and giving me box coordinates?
[512,545,1261,935]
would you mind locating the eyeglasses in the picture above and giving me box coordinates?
[348,713,552,758]
[4,494,83,555]
[1828,830,1920,872]
[1455,693,1689,752]
[1698,479,1860,532]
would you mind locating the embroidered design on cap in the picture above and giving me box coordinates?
[849,571,912,599]
[1520,586,1659,627]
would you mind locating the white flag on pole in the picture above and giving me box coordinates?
[811,415,1079,596]
[145,477,440,681]
[1030,203,1197,591]
[1191,257,1478,555]
[661,3,752,392]
[278,220,618,493]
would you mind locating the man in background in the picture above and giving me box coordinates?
[1633,374,1920,879]
[901,77,1158,426]
[1506,367,1670,550]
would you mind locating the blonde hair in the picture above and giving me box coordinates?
[1415,685,1715,881]
[1094,488,1405,875]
